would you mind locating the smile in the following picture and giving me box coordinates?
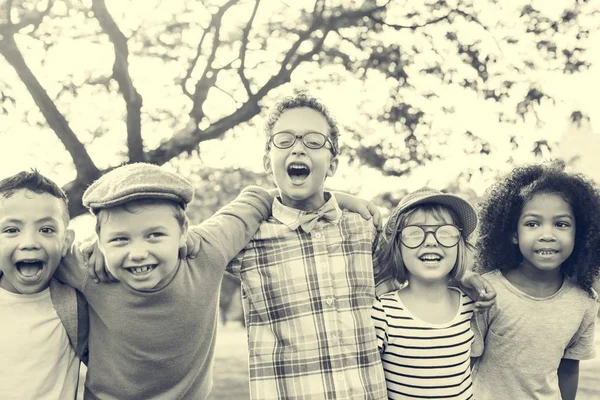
[419,253,442,262]
[15,260,45,281]
[125,265,157,276]
[535,249,558,256]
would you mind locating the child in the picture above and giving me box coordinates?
[226,93,389,399]
[0,170,88,400]
[371,187,478,399]
[58,162,274,399]
[225,94,493,399]
[471,161,600,400]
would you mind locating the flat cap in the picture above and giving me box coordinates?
[83,163,194,213]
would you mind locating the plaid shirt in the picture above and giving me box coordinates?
[227,195,387,400]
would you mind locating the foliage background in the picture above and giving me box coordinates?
[3,1,600,397]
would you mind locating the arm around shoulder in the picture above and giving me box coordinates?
[188,186,273,265]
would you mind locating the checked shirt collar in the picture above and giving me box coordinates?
[272,193,342,233]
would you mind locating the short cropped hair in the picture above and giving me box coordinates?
[374,204,472,285]
[264,93,340,156]
[95,198,188,235]
[0,170,70,225]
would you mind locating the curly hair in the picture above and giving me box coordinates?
[476,160,600,294]
[264,92,339,155]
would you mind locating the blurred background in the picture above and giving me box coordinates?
[1,0,599,398]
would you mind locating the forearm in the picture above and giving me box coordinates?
[190,186,273,262]
[557,359,579,400]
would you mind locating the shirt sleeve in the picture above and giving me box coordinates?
[225,250,244,277]
[189,186,272,269]
[54,245,89,292]
[372,296,389,354]
[470,306,491,358]
[563,299,599,360]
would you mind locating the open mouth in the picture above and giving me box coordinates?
[419,253,442,263]
[536,249,558,256]
[125,265,157,276]
[287,162,311,183]
[15,260,45,280]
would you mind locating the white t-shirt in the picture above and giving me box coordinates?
[0,287,80,400]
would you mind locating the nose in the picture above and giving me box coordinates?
[539,228,556,242]
[128,242,149,261]
[19,230,41,250]
[290,136,306,156]
[422,231,439,247]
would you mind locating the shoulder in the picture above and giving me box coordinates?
[338,210,377,237]
[562,280,599,308]
[378,290,401,306]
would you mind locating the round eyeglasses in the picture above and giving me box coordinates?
[399,224,462,249]
[269,132,336,155]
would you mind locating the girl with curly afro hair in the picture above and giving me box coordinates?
[471,160,600,400]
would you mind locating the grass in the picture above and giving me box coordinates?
[78,319,600,399]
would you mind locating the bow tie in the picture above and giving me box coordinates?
[298,201,339,233]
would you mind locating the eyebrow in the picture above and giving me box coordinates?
[0,217,59,224]
[521,213,574,220]
[274,130,327,135]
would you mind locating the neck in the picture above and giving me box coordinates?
[405,277,452,301]
[279,191,328,212]
[517,262,563,285]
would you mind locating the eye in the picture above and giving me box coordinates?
[148,232,165,239]
[109,237,128,243]
[524,221,538,228]
[556,221,572,228]
[40,226,56,234]
[3,227,19,234]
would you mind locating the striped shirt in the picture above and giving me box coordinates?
[372,288,475,399]
[227,195,387,399]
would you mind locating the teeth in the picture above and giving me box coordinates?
[129,265,154,275]
[537,250,557,255]
[420,254,441,261]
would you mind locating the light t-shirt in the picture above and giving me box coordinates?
[471,270,599,400]
[372,287,475,399]
[0,287,80,400]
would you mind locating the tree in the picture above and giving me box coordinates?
[1,0,597,217]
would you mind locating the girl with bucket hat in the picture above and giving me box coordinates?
[371,187,479,399]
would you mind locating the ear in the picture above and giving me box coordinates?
[511,232,519,245]
[179,220,189,249]
[263,153,273,175]
[326,156,339,177]
[62,229,76,257]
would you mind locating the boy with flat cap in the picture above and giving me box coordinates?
[58,162,274,399]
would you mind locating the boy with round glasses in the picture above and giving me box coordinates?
[226,93,385,399]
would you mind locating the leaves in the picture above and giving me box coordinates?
[0,0,597,217]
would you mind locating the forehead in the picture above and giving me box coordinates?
[406,207,455,225]
[98,202,180,231]
[273,107,330,135]
[521,193,574,217]
[0,189,68,225]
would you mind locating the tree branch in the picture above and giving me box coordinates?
[92,0,144,163]
[238,0,260,97]
[0,0,54,35]
[189,0,239,123]
[0,35,100,188]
